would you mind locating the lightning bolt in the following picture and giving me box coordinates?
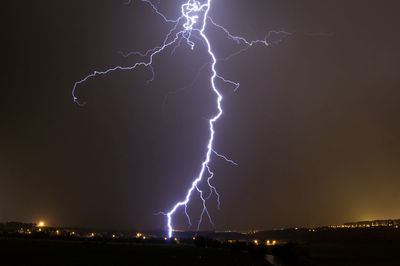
[72,0,291,238]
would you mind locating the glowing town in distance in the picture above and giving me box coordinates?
[72,0,290,238]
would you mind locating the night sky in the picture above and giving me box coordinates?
[2,0,400,232]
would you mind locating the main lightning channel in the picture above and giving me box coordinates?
[164,0,220,238]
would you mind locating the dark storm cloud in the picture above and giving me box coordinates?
[1,0,399,231]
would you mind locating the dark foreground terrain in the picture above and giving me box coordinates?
[306,242,400,266]
[0,237,268,266]
[2,236,400,265]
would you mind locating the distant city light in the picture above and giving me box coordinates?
[37,221,45,227]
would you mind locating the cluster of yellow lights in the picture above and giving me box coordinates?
[18,228,32,235]
[135,233,147,240]
[229,239,277,246]
[330,222,400,229]
[330,224,372,228]
[162,237,179,241]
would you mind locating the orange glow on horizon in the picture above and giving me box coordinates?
[37,221,45,227]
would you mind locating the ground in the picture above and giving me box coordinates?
[0,237,268,266]
[2,237,400,265]
[306,242,400,266]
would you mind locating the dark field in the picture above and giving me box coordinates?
[2,237,400,265]
[306,243,400,266]
[0,238,268,266]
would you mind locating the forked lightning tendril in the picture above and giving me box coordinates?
[72,0,290,238]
